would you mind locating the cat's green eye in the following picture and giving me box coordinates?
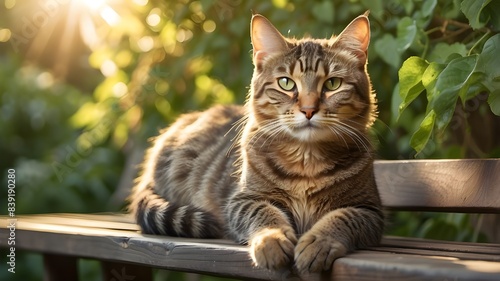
[324,77,342,91]
[278,77,296,91]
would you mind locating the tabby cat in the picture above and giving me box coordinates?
[129,13,384,273]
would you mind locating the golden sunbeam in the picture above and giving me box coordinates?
[6,0,124,82]
[73,0,121,26]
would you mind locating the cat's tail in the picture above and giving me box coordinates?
[129,182,222,238]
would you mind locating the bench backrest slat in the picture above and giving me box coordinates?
[374,159,500,213]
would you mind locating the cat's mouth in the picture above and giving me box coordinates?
[290,121,322,133]
[287,119,338,142]
[292,122,314,130]
[293,119,318,129]
[287,122,326,141]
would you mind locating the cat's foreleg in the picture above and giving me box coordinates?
[225,193,297,269]
[294,206,383,273]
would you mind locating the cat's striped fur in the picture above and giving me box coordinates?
[129,13,384,273]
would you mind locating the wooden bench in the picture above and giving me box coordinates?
[1,159,500,280]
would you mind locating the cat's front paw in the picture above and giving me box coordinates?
[294,233,347,273]
[249,227,297,270]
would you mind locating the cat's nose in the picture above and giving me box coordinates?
[300,107,318,120]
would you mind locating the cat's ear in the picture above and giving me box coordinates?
[334,13,370,60]
[251,14,288,65]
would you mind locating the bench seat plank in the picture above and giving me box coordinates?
[13,213,139,231]
[0,216,290,280]
[333,251,500,281]
[379,236,500,257]
[1,214,499,280]
[375,159,500,212]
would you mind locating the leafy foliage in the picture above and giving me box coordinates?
[397,1,500,154]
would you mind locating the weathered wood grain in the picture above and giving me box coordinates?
[374,159,500,212]
[1,159,500,280]
[0,217,295,280]
[333,251,500,281]
[18,213,139,231]
[379,236,500,257]
[1,214,499,281]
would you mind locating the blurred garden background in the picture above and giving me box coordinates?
[0,0,499,280]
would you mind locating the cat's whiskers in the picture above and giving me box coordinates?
[324,123,351,148]
[317,117,372,152]
[336,123,371,152]
[247,118,286,151]
[256,123,286,150]
[226,115,249,156]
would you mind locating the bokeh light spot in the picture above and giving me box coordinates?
[5,0,16,9]
[147,13,161,27]
[100,60,117,77]
[137,36,154,52]
[112,82,128,98]
[202,20,216,33]
[36,72,54,89]
[0,29,12,42]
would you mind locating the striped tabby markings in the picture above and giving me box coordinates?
[128,11,382,276]
[247,13,378,274]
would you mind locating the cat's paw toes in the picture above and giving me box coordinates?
[294,234,347,273]
[250,227,297,270]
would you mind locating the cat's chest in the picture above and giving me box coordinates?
[289,197,319,235]
[275,143,332,178]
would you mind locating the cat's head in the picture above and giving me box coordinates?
[248,13,377,145]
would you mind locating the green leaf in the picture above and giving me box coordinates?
[422,0,437,17]
[410,110,436,154]
[398,57,428,115]
[430,55,478,131]
[435,107,456,133]
[488,88,500,115]
[427,42,467,63]
[459,72,485,102]
[442,0,462,19]
[486,0,500,31]
[391,83,401,123]
[375,34,401,69]
[461,0,491,30]
[422,62,445,99]
[397,17,418,52]
[474,34,500,115]
[475,34,500,91]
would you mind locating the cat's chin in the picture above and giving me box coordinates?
[288,125,332,143]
